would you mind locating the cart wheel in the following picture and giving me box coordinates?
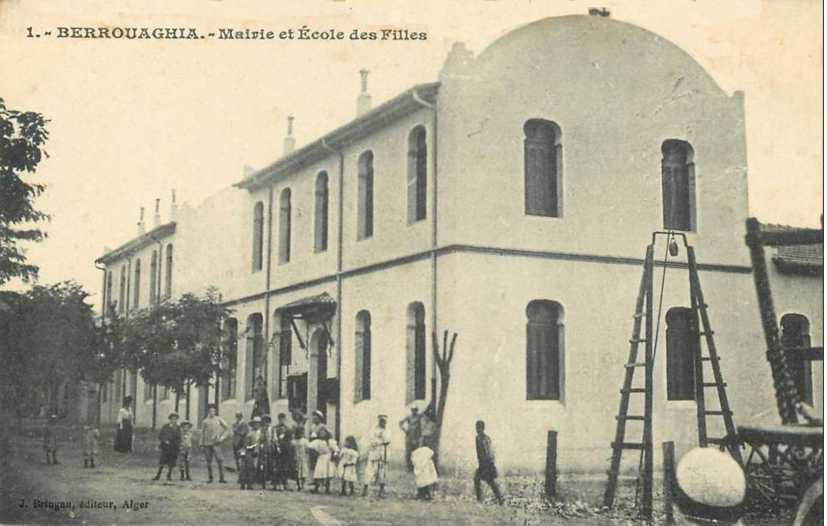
[745,446,779,508]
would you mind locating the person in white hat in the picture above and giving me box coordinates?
[363,414,392,497]
[673,447,746,525]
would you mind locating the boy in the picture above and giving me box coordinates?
[272,413,293,491]
[179,419,193,481]
[239,416,261,490]
[474,420,504,505]
[82,424,100,468]
[363,414,392,497]
[43,414,59,465]
[153,412,181,481]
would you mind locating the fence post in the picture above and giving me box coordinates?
[545,430,557,499]
[662,441,676,525]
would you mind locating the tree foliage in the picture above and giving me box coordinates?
[0,98,50,285]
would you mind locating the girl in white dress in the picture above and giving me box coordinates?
[337,436,359,496]
[309,429,338,494]
[412,445,438,500]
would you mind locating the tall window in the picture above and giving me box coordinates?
[315,172,329,252]
[526,300,565,400]
[246,314,264,400]
[119,266,127,314]
[406,302,426,404]
[354,310,372,403]
[357,151,374,240]
[279,189,291,263]
[132,260,141,308]
[222,318,238,401]
[105,271,113,314]
[164,244,173,299]
[252,201,264,271]
[148,251,158,305]
[524,119,562,217]
[278,314,292,399]
[666,307,697,401]
[781,313,813,405]
[407,126,427,223]
[661,139,696,231]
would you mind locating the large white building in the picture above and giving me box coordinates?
[95,15,822,473]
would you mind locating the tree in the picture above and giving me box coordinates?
[0,98,50,285]
[431,330,458,470]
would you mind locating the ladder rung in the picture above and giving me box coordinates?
[632,313,645,319]
[700,356,720,362]
[702,382,727,387]
[629,338,646,344]
[625,362,647,368]
[694,303,709,309]
[621,388,646,394]
[612,442,644,450]
[704,410,732,416]
[699,331,715,336]
[616,415,646,421]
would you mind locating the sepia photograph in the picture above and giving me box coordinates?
[0,1,823,524]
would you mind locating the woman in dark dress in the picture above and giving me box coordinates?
[114,396,134,453]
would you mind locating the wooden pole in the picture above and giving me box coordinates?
[545,430,558,499]
[662,441,676,525]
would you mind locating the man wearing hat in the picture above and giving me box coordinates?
[153,412,181,481]
[199,404,229,483]
[231,411,249,472]
[364,414,392,497]
[239,416,262,490]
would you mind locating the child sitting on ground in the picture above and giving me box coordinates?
[411,445,438,500]
[338,436,359,496]
[82,424,100,468]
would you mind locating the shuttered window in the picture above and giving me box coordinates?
[279,190,291,263]
[358,151,374,240]
[354,311,372,403]
[252,202,264,271]
[133,259,141,308]
[315,172,329,252]
[526,300,564,400]
[407,126,427,223]
[524,120,562,217]
[164,244,173,299]
[666,307,697,401]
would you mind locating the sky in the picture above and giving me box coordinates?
[0,0,822,301]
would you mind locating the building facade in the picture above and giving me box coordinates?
[95,15,823,473]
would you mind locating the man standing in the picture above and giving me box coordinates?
[399,405,421,472]
[231,411,249,472]
[474,420,504,505]
[199,404,228,483]
[364,414,392,497]
[153,412,181,481]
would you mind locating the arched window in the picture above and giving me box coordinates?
[781,313,813,405]
[252,201,264,271]
[354,310,372,403]
[149,250,158,305]
[119,266,127,314]
[315,172,329,252]
[666,307,698,401]
[132,259,141,308]
[279,189,292,263]
[222,318,238,400]
[524,119,562,217]
[407,126,427,223]
[164,244,173,299]
[277,314,292,399]
[526,300,565,400]
[246,314,264,400]
[661,139,696,231]
[406,302,426,404]
[357,151,374,240]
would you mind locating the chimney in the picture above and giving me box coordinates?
[357,69,372,116]
[137,207,146,235]
[153,198,161,227]
[588,7,611,17]
[439,42,475,80]
[170,189,178,222]
[283,115,296,155]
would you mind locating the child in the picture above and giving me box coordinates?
[272,413,293,491]
[309,429,338,494]
[43,414,59,465]
[411,445,438,500]
[82,424,100,468]
[239,417,261,490]
[179,420,193,481]
[338,436,359,496]
[291,426,309,491]
[153,412,181,481]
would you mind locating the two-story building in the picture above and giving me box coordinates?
[95,14,822,473]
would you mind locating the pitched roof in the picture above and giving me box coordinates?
[96,222,176,265]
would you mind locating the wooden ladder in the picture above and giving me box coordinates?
[602,236,739,519]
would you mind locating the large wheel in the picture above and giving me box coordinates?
[744,445,779,509]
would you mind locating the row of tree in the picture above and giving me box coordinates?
[0,282,231,424]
